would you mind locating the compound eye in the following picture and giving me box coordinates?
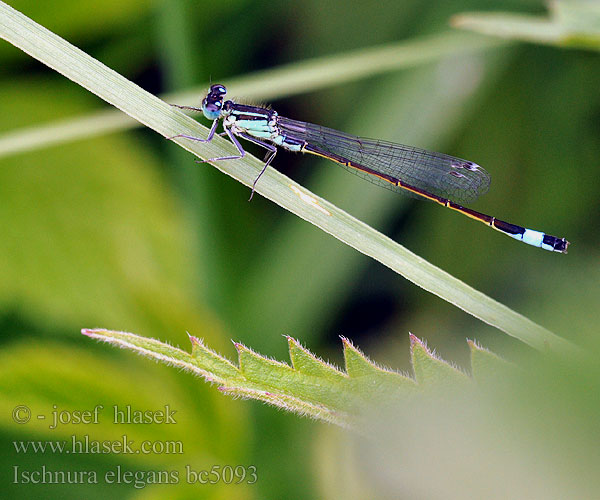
[210,84,227,95]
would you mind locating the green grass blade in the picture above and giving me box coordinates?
[452,1,600,50]
[0,29,506,158]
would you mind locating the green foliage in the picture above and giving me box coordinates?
[453,0,600,50]
[0,31,506,158]
[0,1,577,353]
[0,0,597,498]
[81,328,522,430]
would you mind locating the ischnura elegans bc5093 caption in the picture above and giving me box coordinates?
[170,84,569,253]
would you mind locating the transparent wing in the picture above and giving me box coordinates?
[278,117,490,204]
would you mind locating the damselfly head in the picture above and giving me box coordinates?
[202,84,227,120]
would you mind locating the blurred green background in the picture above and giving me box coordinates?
[1,0,598,498]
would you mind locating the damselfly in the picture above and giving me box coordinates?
[171,84,569,253]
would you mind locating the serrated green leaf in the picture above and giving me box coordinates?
[286,336,345,381]
[410,334,471,387]
[342,337,417,407]
[190,335,241,380]
[288,336,347,380]
[83,329,518,429]
[468,339,514,382]
[236,342,357,412]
